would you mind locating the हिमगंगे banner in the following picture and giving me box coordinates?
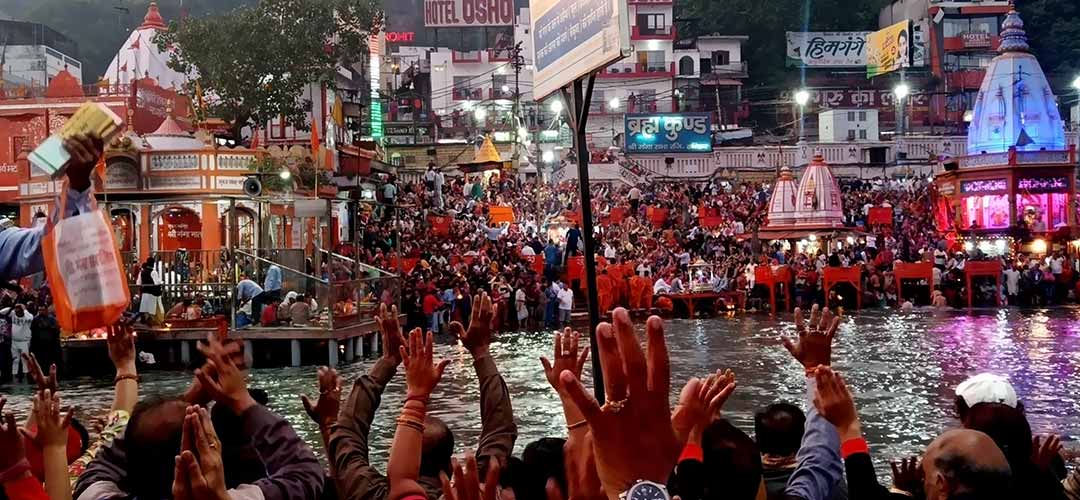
[785,32,871,67]
[530,0,629,99]
[424,0,514,27]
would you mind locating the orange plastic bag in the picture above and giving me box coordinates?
[43,187,131,332]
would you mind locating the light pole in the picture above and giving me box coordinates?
[794,89,810,141]
[894,82,911,136]
[608,97,621,145]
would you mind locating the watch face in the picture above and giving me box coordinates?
[628,483,667,500]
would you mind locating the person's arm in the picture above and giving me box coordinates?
[3,398,48,500]
[329,305,406,500]
[387,329,449,500]
[300,366,342,464]
[26,390,74,500]
[106,325,138,414]
[783,376,844,500]
[454,293,517,475]
[197,337,324,500]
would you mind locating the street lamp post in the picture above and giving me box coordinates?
[794,89,810,140]
[894,82,911,136]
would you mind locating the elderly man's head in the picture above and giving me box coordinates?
[922,429,1011,500]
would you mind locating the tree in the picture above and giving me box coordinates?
[155,0,381,139]
[1020,0,1080,78]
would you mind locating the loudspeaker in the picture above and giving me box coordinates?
[243,177,263,197]
[665,157,675,166]
[942,158,959,172]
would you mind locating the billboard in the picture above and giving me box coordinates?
[866,20,911,78]
[424,0,515,27]
[624,113,713,154]
[785,32,871,68]
[531,0,630,99]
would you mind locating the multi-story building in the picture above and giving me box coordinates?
[879,0,1013,127]
[0,18,82,88]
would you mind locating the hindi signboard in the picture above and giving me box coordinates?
[785,32,870,68]
[867,21,911,78]
[424,0,514,27]
[624,113,713,154]
[531,0,630,99]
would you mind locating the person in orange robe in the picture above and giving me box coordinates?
[597,271,614,314]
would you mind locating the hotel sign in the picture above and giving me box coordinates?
[961,32,992,49]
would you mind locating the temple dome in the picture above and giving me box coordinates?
[145,114,205,150]
[794,155,843,229]
[102,1,190,89]
[45,68,84,98]
[765,165,799,228]
[966,8,1066,155]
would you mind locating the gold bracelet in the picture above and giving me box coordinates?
[567,420,588,431]
[114,373,139,384]
[396,416,426,432]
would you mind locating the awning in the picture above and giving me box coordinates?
[457,161,506,173]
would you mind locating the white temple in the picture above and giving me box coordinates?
[763,154,845,234]
[965,8,1066,155]
[764,164,799,228]
[102,2,189,90]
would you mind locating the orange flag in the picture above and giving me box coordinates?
[310,116,320,152]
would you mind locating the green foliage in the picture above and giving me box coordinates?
[248,155,331,193]
[155,0,382,140]
[14,0,256,86]
[1020,0,1080,77]
[680,0,891,89]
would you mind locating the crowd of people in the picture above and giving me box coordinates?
[358,169,1080,334]
[3,300,1078,500]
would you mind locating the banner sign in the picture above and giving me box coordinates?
[1017,176,1068,193]
[961,32,992,49]
[960,179,1008,194]
[531,0,630,99]
[785,32,870,68]
[867,207,893,226]
[424,0,514,27]
[489,205,515,224]
[624,113,713,154]
[866,20,911,78]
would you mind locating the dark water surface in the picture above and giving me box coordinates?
[3,307,1079,468]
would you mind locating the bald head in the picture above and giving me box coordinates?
[923,429,1012,500]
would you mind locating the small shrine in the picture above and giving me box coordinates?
[934,7,1077,250]
[759,154,845,240]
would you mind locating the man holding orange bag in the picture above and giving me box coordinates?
[0,134,99,282]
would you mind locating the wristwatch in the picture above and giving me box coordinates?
[619,480,671,500]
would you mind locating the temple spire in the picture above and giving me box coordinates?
[999,4,1029,53]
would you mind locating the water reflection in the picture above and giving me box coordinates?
[2,307,1078,468]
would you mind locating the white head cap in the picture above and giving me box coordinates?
[955,373,1018,408]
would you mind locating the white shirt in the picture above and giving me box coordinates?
[604,244,617,260]
[9,310,32,343]
[1050,256,1064,274]
[516,289,528,317]
[653,278,671,295]
[1004,269,1020,295]
[932,267,942,286]
[557,288,574,310]
[521,246,536,257]
[637,263,652,277]
[629,187,642,201]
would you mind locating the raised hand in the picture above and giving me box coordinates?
[400,328,450,401]
[21,352,58,395]
[1032,435,1062,472]
[196,337,255,414]
[540,328,590,394]
[184,338,243,405]
[813,366,862,442]
[26,389,74,448]
[890,456,923,496]
[377,303,407,365]
[63,133,104,191]
[300,366,342,427]
[783,304,840,370]
[672,369,736,444]
[450,292,497,357]
[0,398,27,472]
[439,454,501,500]
[559,308,681,495]
[106,321,137,374]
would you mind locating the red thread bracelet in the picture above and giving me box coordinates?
[679,443,704,463]
[840,437,869,459]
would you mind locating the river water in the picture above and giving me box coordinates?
[3,307,1079,468]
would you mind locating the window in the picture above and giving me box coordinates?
[699,57,712,74]
[630,89,657,112]
[847,129,856,141]
[679,56,695,76]
[492,74,509,98]
[453,76,477,100]
[711,50,731,66]
[636,50,666,72]
[636,14,667,34]
[848,111,856,121]
[859,111,867,121]
[943,16,1001,37]
[859,129,868,140]
[590,90,606,113]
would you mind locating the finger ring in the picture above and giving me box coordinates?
[602,399,627,414]
[209,441,218,449]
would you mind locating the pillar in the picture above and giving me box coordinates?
[355,335,364,358]
[344,338,355,362]
[243,340,254,369]
[328,340,339,366]
[369,333,379,358]
[202,201,222,257]
[139,204,152,261]
[290,339,301,367]
[180,340,191,365]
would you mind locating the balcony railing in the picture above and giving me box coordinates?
[598,62,674,77]
[0,82,133,99]
[707,61,749,77]
[632,25,676,40]
[452,88,484,101]
[488,48,512,62]
[452,50,483,63]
